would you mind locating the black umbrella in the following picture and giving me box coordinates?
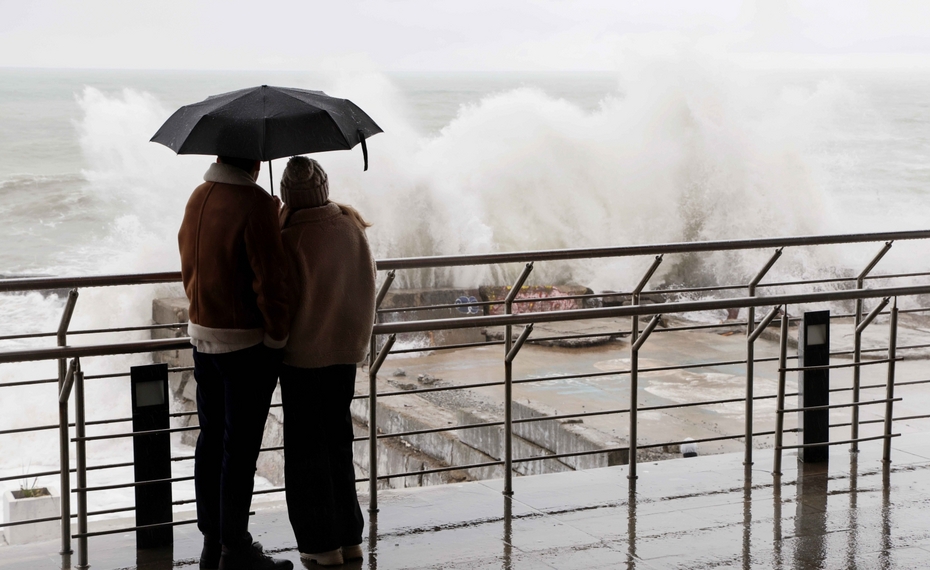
[150,85,383,191]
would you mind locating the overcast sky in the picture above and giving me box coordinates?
[3,0,930,71]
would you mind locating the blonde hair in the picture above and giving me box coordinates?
[333,201,372,231]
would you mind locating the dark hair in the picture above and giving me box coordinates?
[218,156,260,173]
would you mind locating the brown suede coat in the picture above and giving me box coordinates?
[178,164,290,349]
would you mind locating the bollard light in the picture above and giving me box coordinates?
[798,311,830,463]
[130,364,173,548]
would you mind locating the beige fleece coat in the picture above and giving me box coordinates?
[280,202,376,368]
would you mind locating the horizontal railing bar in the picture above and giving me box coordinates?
[378,300,498,313]
[352,378,508,400]
[0,515,62,529]
[0,365,194,388]
[0,459,138,483]
[375,230,930,270]
[251,487,286,496]
[0,337,192,364]
[833,378,930,394]
[68,323,187,336]
[0,423,60,436]
[370,284,930,335]
[0,322,189,343]
[0,230,926,294]
[518,429,808,463]
[637,431,768,451]
[780,398,901,414]
[0,271,182,293]
[5,283,930,365]
[0,469,62,483]
[0,331,58,341]
[778,433,898,450]
[87,461,135,472]
[376,460,504,480]
[890,414,930,422]
[74,518,198,539]
[511,447,624,463]
[839,413,930,428]
[75,475,195,493]
[390,339,503,354]
[85,506,136,517]
[513,357,752,384]
[529,330,628,342]
[73,425,198,442]
[781,358,901,373]
[757,269,930,290]
[0,377,59,388]
[373,420,504,440]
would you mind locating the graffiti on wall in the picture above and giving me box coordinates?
[481,285,587,316]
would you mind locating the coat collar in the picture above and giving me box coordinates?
[284,202,342,228]
[203,162,265,191]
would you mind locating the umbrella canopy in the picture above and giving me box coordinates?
[150,85,382,169]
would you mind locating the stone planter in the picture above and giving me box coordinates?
[2,487,60,545]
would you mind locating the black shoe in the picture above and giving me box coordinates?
[201,538,222,569]
[218,541,293,570]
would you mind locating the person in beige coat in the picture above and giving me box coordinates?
[277,156,375,567]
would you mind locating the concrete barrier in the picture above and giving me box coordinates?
[479,285,590,315]
[379,289,486,348]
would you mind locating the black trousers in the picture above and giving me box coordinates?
[193,344,279,549]
[280,363,364,554]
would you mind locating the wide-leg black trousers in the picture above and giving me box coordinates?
[280,363,364,554]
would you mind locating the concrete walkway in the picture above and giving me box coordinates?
[3,432,930,569]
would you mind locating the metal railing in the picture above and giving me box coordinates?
[2,229,930,568]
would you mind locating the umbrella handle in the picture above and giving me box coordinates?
[359,130,368,171]
[268,160,274,196]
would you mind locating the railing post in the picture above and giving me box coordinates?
[852,242,892,452]
[57,289,78,556]
[367,334,395,514]
[852,297,891,453]
[773,311,789,476]
[631,255,663,343]
[73,358,88,570]
[503,263,534,496]
[747,248,784,334]
[367,272,394,514]
[883,298,898,463]
[746,305,782,466]
[629,314,661,483]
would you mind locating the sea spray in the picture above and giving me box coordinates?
[2,61,930,512]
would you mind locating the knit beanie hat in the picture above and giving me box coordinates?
[280,156,329,209]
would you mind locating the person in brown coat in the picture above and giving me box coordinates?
[178,155,293,570]
[277,156,376,567]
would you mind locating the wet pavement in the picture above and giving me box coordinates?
[3,432,930,569]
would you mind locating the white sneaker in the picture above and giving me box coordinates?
[300,549,343,567]
[341,544,363,561]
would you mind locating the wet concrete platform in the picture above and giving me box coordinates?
[3,432,930,569]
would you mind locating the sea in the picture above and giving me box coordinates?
[1,63,930,514]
